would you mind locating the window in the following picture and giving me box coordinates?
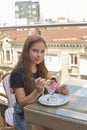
[80,56,87,75]
[45,55,61,72]
[17,51,21,60]
[29,10,31,14]
[32,11,36,15]
[70,54,78,65]
[1,47,13,64]
[6,51,10,61]
[32,4,36,8]
[28,5,31,9]
[15,6,19,11]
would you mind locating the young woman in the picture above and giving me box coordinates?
[10,35,69,130]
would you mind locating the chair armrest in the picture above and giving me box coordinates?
[0,94,8,117]
[0,92,8,99]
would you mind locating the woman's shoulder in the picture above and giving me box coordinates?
[10,67,23,79]
[12,67,23,74]
[10,68,24,88]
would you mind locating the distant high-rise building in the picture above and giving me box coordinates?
[15,1,40,24]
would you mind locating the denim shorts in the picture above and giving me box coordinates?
[13,103,26,130]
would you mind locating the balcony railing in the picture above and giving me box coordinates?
[0,22,87,30]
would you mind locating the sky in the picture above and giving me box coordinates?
[0,0,87,24]
[35,0,87,21]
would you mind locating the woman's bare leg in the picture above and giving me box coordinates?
[32,125,52,130]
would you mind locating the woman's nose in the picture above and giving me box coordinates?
[37,52,42,56]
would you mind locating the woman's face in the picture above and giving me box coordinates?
[29,42,46,65]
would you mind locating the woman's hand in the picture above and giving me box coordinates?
[34,77,46,94]
[56,84,69,96]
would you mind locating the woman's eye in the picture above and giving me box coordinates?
[32,50,45,53]
[33,49,38,52]
[41,50,45,53]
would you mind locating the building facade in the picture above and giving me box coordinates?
[15,0,40,24]
[0,27,87,83]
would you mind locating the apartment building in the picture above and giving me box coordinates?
[0,27,87,82]
[15,0,40,24]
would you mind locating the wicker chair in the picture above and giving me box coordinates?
[0,74,16,130]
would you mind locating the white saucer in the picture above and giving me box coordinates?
[38,93,69,106]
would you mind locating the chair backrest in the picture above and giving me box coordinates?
[2,74,16,107]
[2,74,16,126]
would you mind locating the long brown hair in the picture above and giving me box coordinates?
[13,35,48,95]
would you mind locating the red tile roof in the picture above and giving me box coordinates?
[0,27,87,43]
[42,27,87,42]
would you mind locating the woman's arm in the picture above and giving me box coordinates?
[15,77,46,107]
[56,84,69,96]
[14,87,42,107]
